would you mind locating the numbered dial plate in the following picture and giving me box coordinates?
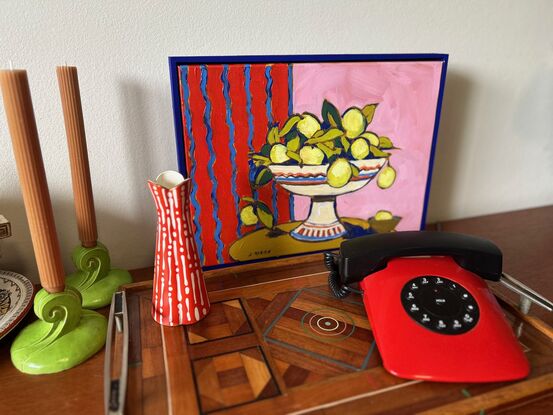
[401,276,479,335]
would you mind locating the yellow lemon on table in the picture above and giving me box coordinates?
[299,145,325,165]
[240,205,258,226]
[269,143,290,164]
[377,165,396,189]
[327,158,353,188]
[342,108,367,138]
[350,138,370,160]
[297,114,321,138]
[374,210,393,221]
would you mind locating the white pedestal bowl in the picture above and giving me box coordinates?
[268,158,387,241]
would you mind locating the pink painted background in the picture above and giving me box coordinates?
[292,62,443,230]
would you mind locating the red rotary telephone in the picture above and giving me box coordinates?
[326,231,530,383]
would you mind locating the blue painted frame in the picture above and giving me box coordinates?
[168,53,448,269]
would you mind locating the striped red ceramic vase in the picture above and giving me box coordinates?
[148,171,210,326]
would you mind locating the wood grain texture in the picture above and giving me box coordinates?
[416,373,553,415]
[240,296,289,395]
[56,66,97,247]
[0,69,65,292]
[162,325,199,415]
[497,296,553,340]
[1,207,553,414]
[439,206,553,326]
[186,299,252,344]
[192,347,279,413]
[123,272,553,414]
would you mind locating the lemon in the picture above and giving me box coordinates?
[297,114,321,138]
[377,165,396,189]
[240,205,258,225]
[269,143,290,164]
[327,158,353,188]
[360,132,379,147]
[342,108,367,138]
[299,146,325,165]
[350,138,370,160]
[374,210,393,221]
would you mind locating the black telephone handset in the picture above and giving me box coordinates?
[326,231,530,383]
[327,231,502,297]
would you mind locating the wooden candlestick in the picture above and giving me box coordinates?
[0,69,65,293]
[56,66,97,248]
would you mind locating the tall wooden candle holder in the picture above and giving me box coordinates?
[57,66,132,309]
[1,69,106,374]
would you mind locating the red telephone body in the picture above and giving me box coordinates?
[327,231,530,383]
[360,256,529,382]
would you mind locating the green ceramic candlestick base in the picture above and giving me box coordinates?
[66,242,132,309]
[11,287,106,375]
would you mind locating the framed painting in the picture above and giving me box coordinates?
[169,54,448,269]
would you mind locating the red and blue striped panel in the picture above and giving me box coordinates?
[178,63,293,268]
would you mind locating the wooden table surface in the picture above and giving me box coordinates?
[1,205,552,415]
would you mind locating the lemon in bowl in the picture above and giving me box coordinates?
[342,108,367,138]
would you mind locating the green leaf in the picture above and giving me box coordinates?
[322,99,342,128]
[327,153,341,165]
[350,163,360,177]
[260,143,272,157]
[286,136,300,152]
[267,126,280,145]
[340,135,351,151]
[242,197,255,203]
[312,129,325,139]
[286,150,301,163]
[370,145,391,158]
[316,143,339,159]
[283,128,298,143]
[254,167,273,187]
[252,154,271,162]
[306,128,343,144]
[362,104,378,124]
[279,115,301,137]
[378,136,394,149]
[256,202,274,229]
[252,154,271,166]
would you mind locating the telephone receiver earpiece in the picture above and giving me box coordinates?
[327,231,503,299]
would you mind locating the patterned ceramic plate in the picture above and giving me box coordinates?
[0,270,34,340]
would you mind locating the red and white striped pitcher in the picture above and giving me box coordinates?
[148,171,210,326]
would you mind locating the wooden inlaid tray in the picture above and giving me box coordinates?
[123,267,553,414]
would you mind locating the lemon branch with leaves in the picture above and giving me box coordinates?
[238,171,284,235]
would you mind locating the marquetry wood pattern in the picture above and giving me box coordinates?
[2,208,553,415]
[250,286,380,388]
[121,268,553,415]
[186,299,252,344]
[192,347,279,413]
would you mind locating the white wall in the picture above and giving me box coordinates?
[1,1,552,281]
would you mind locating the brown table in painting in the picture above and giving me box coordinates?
[1,206,552,414]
